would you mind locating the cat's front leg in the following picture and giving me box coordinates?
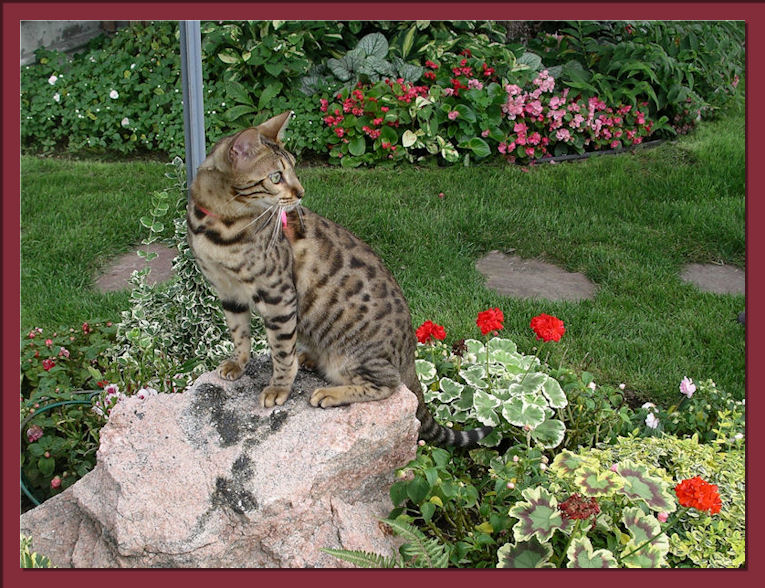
[256,289,299,408]
[218,299,252,380]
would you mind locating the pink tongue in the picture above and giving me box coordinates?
[280,210,288,228]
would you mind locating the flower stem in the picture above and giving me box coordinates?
[556,519,582,567]
[520,343,542,385]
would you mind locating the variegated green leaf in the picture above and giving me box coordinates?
[616,461,677,513]
[464,339,485,362]
[460,365,488,389]
[509,486,571,542]
[566,536,618,568]
[415,359,437,384]
[453,387,474,411]
[510,372,546,394]
[620,544,667,568]
[502,397,546,429]
[575,468,624,497]
[439,377,464,402]
[550,449,594,477]
[497,537,555,568]
[473,389,501,426]
[530,418,566,448]
[621,506,669,566]
[541,376,567,408]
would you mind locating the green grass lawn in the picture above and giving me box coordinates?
[20,100,744,406]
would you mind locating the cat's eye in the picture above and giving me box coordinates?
[269,171,282,184]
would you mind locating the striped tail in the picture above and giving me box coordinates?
[415,403,494,448]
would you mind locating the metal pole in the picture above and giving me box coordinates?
[179,21,206,199]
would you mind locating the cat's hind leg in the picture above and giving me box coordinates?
[309,357,399,408]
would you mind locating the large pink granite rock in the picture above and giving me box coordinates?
[20,355,419,567]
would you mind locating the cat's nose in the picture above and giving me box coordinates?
[294,188,304,200]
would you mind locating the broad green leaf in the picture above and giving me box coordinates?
[356,33,388,59]
[226,80,254,105]
[566,536,618,568]
[225,104,256,123]
[473,389,501,426]
[415,359,437,384]
[402,130,418,148]
[217,50,240,64]
[515,51,543,71]
[453,104,477,123]
[459,365,488,389]
[348,135,366,156]
[541,377,567,408]
[487,338,519,364]
[497,537,554,568]
[406,476,430,505]
[420,501,435,522]
[462,137,491,159]
[464,339,485,360]
[575,468,624,497]
[616,461,676,513]
[258,81,284,110]
[509,486,570,543]
[502,397,545,429]
[550,449,592,477]
[439,378,464,402]
[530,418,566,448]
[621,507,669,567]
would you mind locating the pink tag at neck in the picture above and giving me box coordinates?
[280,209,288,228]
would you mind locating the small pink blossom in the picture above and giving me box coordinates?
[26,425,43,443]
[58,347,70,358]
[45,339,53,346]
[657,511,669,523]
[610,463,619,472]
[505,84,522,96]
[467,79,483,90]
[481,129,490,138]
[447,110,459,121]
[645,413,660,429]
[556,128,571,142]
[50,476,62,489]
[679,377,696,398]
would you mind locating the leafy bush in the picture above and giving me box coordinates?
[21,20,743,164]
[528,21,744,134]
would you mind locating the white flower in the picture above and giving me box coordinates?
[679,377,696,398]
[53,93,60,103]
[121,117,130,127]
[48,75,58,85]
[734,433,744,441]
[645,413,659,429]
[135,387,158,400]
[588,381,597,391]
[104,383,119,396]
[619,383,626,390]
[130,63,136,69]
[641,402,655,410]
[109,90,119,99]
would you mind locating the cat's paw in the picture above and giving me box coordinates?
[260,385,291,408]
[218,359,245,381]
[309,387,350,408]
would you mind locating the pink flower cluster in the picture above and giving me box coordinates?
[499,70,652,160]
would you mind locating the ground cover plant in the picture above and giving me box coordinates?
[19,20,744,567]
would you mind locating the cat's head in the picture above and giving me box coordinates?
[191,111,304,217]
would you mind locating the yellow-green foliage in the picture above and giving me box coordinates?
[562,433,744,568]
[20,535,54,568]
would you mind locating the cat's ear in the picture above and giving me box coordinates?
[229,128,262,168]
[256,111,293,146]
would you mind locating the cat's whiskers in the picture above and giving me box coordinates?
[266,206,284,252]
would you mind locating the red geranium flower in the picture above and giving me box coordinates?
[530,313,565,342]
[416,320,446,344]
[476,308,504,336]
[675,476,722,514]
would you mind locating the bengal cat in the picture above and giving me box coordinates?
[187,111,492,447]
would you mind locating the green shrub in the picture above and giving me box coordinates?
[528,21,744,134]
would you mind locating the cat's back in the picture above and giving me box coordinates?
[285,207,415,364]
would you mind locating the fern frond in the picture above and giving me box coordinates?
[382,518,450,568]
[322,547,399,568]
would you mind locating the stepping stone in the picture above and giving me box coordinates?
[94,243,176,293]
[476,250,597,301]
[679,263,745,295]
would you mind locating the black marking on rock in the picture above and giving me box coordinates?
[191,383,242,447]
[270,409,288,432]
[211,476,258,515]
